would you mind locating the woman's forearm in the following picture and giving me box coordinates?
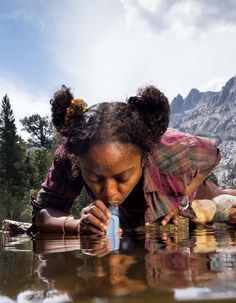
[186,170,212,197]
[35,208,80,233]
[186,178,201,197]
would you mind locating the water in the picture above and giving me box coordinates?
[1,224,236,303]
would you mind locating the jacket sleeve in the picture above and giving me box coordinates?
[31,144,84,217]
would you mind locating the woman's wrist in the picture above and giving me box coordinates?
[62,216,81,234]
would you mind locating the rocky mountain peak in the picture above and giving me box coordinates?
[215,75,236,106]
[169,75,236,187]
[183,88,202,110]
[224,75,236,90]
[171,94,184,113]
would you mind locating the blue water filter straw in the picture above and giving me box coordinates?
[106,205,120,252]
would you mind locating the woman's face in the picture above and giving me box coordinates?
[79,142,143,206]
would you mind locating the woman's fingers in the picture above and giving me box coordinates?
[80,200,111,234]
[82,200,111,222]
[161,214,171,226]
[94,200,112,217]
[82,213,108,232]
[161,208,179,226]
[80,222,104,235]
[172,216,178,225]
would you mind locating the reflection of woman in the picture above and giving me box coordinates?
[35,248,147,298]
[31,85,223,234]
[145,250,192,289]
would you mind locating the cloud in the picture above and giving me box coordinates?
[36,0,236,103]
[120,0,236,38]
[2,0,235,117]
[200,77,227,92]
[0,74,50,138]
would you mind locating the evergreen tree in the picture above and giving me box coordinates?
[0,95,25,220]
[19,114,56,221]
[20,114,53,149]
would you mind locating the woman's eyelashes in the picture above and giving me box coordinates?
[115,176,129,183]
[89,176,102,184]
[88,175,131,184]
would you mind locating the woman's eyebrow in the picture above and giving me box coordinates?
[86,167,134,178]
[113,167,134,178]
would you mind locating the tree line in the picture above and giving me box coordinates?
[0,94,54,224]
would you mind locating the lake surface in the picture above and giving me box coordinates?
[1,223,236,303]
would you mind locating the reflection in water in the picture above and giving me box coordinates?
[0,291,71,303]
[34,236,148,298]
[1,225,236,302]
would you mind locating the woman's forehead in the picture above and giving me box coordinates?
[79,142,141,175]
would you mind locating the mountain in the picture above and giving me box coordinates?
[169,75,236,187]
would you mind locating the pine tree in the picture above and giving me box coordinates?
[0,95,25,220]
[20,114,53,149]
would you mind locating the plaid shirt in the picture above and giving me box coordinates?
[32,129,221,223]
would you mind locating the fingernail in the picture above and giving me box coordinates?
[100,223,107,231]
[103,224,108,231]
[161,220,166,226]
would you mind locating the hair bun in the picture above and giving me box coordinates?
[127,96,140,108]
[50,85,76,137]
[128,85,170,143]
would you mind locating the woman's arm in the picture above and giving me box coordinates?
[157,132,222,225]
[34,199,111,235]
[186,170,211,197]
[34,207,81,233]
[185,134,222,199]
[31,144,84,232]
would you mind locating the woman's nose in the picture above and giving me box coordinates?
[102,179,119,203]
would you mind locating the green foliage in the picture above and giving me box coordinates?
[25,148,53,190]
[71,187,90,216]
[20,114,53,149]
[0,96,54,224]
[0,95,26,220]
[0,95,143,225]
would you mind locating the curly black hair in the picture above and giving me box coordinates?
[50,85,170,155]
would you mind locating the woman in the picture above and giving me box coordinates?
[31,85,223,234]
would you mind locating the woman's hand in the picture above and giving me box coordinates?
[160,208,179,226]
[79,200,111,234]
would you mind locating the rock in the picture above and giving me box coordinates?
[2,219,31,236]
[212,194,236,224]
[191,200,217,224]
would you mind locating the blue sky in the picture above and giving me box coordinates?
[0,0,236,136]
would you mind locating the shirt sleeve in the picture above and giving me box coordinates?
[31,144,84,217]
[187,133,220,172]
[145,130,221,221]
[156,130,221,185]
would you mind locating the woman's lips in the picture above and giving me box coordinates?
[107,199,124,206]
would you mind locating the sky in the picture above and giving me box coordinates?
[0,0,236,136]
